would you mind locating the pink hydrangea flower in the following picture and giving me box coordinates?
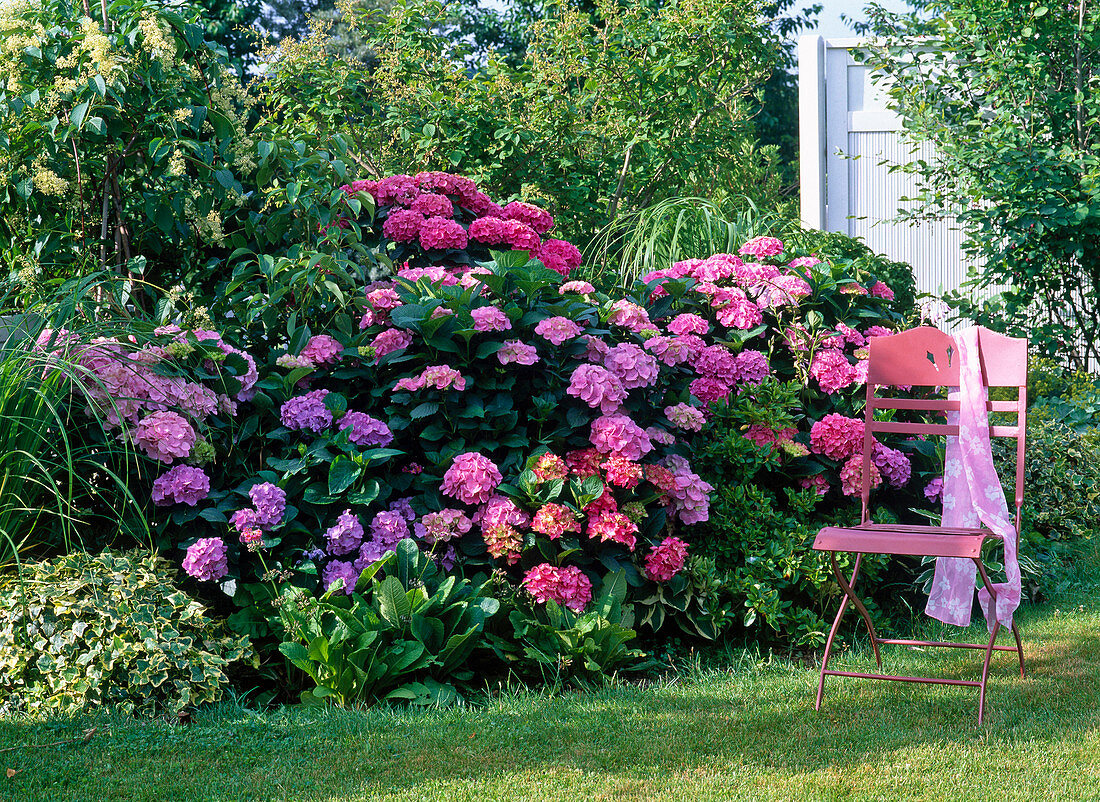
[409,192,454,218]
[281,389,332,433]
[658,455,713,525]
[502,201,554,234]
[870,281,895,300]
[743,425,797,450]
[417,508,472,544]
[300,334,343,366]
[325,509,365,556]
[735,350,771,386]
[183,537,228,581]
[366,286,402,311]
[602,454,642,488]
[497,340,540,365]
[398,265,457,285]
[665,403,706,432]
[482,523,523,563]
[371,328,413,360]
[810,348,858,394]
[339,411,394,447]
[692,345,740,384]
[535,239,582,276]
[841,282,869,296]
[374,174,420,206]
[471,306,512,332]
[532,453,568,482]
[474,494,530,534]
[645,335,700,366]
[646,426,676,446]
[810,414,865,461]
[560,280,595,295]
[522,564,592,612]
[590,414,653,460]
[394,365,467,393]
[587,512,638,551]
[441,452,503,504]
[151,465,210,506]
[134,410,196,464]
[468,216,508,245]
[501,219,541,251]
[531,503,580,539]
[835,323,867,347]
[865,325,894,339]
[420,216,468,250]
[644,537,688,582]
[605,343,659,390]
[840,454,882,496]
[738,235,784,258]
[567,363,628,414]
[690,376,732,405]
[668,313,709,335]
[534,316,583,345]
[607,300,652,332]
[249,482,287,529]
[788,255,821,269]
[382,209,425,242]
[799,474,830,495]
[715,293,763,330]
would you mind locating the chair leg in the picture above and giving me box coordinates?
[1012,622,1025,678]
[829,553,881,667]
[974,557,1002,725]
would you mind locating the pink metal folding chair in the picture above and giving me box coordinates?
[813,326,1027,724]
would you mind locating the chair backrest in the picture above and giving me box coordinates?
[861,326,1028,535]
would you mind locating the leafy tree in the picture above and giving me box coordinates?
[861,0,1100,369]
[196,0,264,74]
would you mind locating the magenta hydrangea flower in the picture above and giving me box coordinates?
[394,365,467,393]
[735,350,771,386]
[182,537,228,582]
[840,454,882,496]
[522,564,592,612]
[249,482,287,529]
[468,216,508,245]
[924,476,944,502]
[474,494,531,536]
[471,306,512,332]
[587,511,638,551]
[339,411,394,447]
[409,192,454,218]
[738,235,784,258]
[535,239,582,276]
[300,334,343,366]
[497,340,540,365]
[230,508,259,534]
[810,348,858,394]
[870,281,895,300]
[800,474,830,495]
[419,216,468,250]
[715,294,763,330]
[502,201,554,234]
[567,364,628,414]
[664,403,706,432]
[322,560,360,595]
[441,452,503,505]
[644,537,689,582]
[810,414,865,461]
[501,219,542,251]
[607,300,652,332]
[371,328,413,360]
[382,209,425,242]
[690,376,732,405]
[370,510,410,550]
[280,389,332,433]
[560,280,595,295]
[605,343,659,390]
[658,455,713,525]
[590,413,653,461]
[133,410,196,464]
[365,286,403,311]
[645,335,699,366]
[151,465,210,507]
[374,174,420,206]
[534,316,583,345]
[325,509,365,556]
[668,313,709,336]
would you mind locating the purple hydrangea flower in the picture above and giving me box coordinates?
[280,389,332,433]
[322,560,360,595]
[325,509,365,556]
[339,411,394,447]
[182,537,228,581]
[249,482,287,530]
[151,465,210,507]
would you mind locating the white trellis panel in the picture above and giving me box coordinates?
[798,36,979,308]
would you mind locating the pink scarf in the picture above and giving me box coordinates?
[924,328,1021,631]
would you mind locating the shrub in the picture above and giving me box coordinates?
[0,550,253,716]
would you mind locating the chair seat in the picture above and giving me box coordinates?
[813,522,999,558]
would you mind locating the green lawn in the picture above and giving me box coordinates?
[5,560,1100,802]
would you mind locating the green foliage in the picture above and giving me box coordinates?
[0,550,253,716]
[278,539,500,706]
[257,0,784,244]
[0,0,254,291]
[633,555,737,641]
[0,316,146,565]
[861,0,1100,368]
[489,570,647,681]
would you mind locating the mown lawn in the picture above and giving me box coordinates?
[5,555,1100,802]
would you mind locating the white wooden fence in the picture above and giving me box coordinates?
[798,35,979,322]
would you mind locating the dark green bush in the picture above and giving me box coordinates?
[0,550,253,716]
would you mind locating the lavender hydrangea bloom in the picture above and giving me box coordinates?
[182,537,228,581]
[325,509,365,556]
[322,560,360,595]
[388,497,416,521]
[339,411,394,447]
[370,510,409,549]
[151,465,210,507]
[280,389,332,433]
[249,482,287,530]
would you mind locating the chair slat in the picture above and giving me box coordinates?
[869,421,1021,438]
[871,398,1019,413]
